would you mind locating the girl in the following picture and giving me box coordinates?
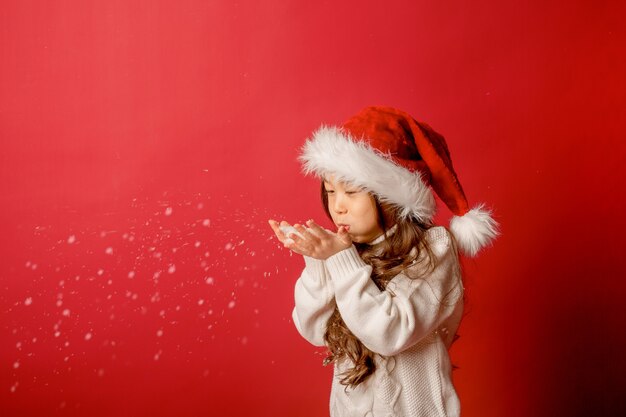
[269,106,498,417]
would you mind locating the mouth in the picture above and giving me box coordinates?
[336,223,350,232]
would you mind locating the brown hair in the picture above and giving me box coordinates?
[319,181,457,389]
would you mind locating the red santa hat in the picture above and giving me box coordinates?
[299,106,499,257]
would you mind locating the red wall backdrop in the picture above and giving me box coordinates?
[1,1,625,416]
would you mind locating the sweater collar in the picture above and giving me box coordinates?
[367,224,398,245]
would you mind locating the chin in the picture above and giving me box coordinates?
[349,234,364,243]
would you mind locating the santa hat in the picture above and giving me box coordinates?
[299,106,499,257]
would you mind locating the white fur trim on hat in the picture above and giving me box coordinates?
[299,125,436,223]
[449,204,500,257]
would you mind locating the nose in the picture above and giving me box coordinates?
[332,194,347,214]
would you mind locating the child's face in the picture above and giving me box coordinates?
[323,175,384,244]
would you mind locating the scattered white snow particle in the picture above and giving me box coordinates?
[62,309,70,317]
[225,243,234,250]
[84,332,93,341]
[228,301,236,309]
[128,271,135,279]
[198,299,204,306]
[54,331,61,338]
[97,368,104,377]
[194,241,201,248]
[202,219,210,227]
[97,269,104,276]
[10,382,18,393]
[59,280,65,287]
[167,265,176,274]
[13,361,19,369]
[208,309,213,315]
[24,297,33,306]
[105,247,113,255]
[205,277,214,285]
[165,207,173,216]
[31,264,38,270]
[56,300,63,307]
[67,235,76,244]
[156,330,163,337]
[241,337,248,345]
[197,203,204,210]
[16,342,22,349]
[154,350,162,361]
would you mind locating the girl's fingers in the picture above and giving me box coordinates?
[287,229,313,252]
[284,237,312,257]
[284,240,304,256]
[305,219,329,238]
[270,219,318,257]
[294,223,320,243]
[337,226,352,244]
[268,219,287,241]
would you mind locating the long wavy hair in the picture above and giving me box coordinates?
[319,181,459,389]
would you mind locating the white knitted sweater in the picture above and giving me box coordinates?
[291,226,464,417]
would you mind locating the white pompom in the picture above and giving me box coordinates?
[449,204,500,257]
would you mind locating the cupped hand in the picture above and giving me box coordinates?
[268,219,352,260]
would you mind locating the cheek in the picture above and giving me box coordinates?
[355,198,379,227]
[366,208,380,229]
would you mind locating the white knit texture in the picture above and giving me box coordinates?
[293,227,463,416]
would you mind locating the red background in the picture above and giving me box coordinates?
[1,1,625,416]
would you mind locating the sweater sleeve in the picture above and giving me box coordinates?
[324,227,463,357]
[292,255,336,347]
